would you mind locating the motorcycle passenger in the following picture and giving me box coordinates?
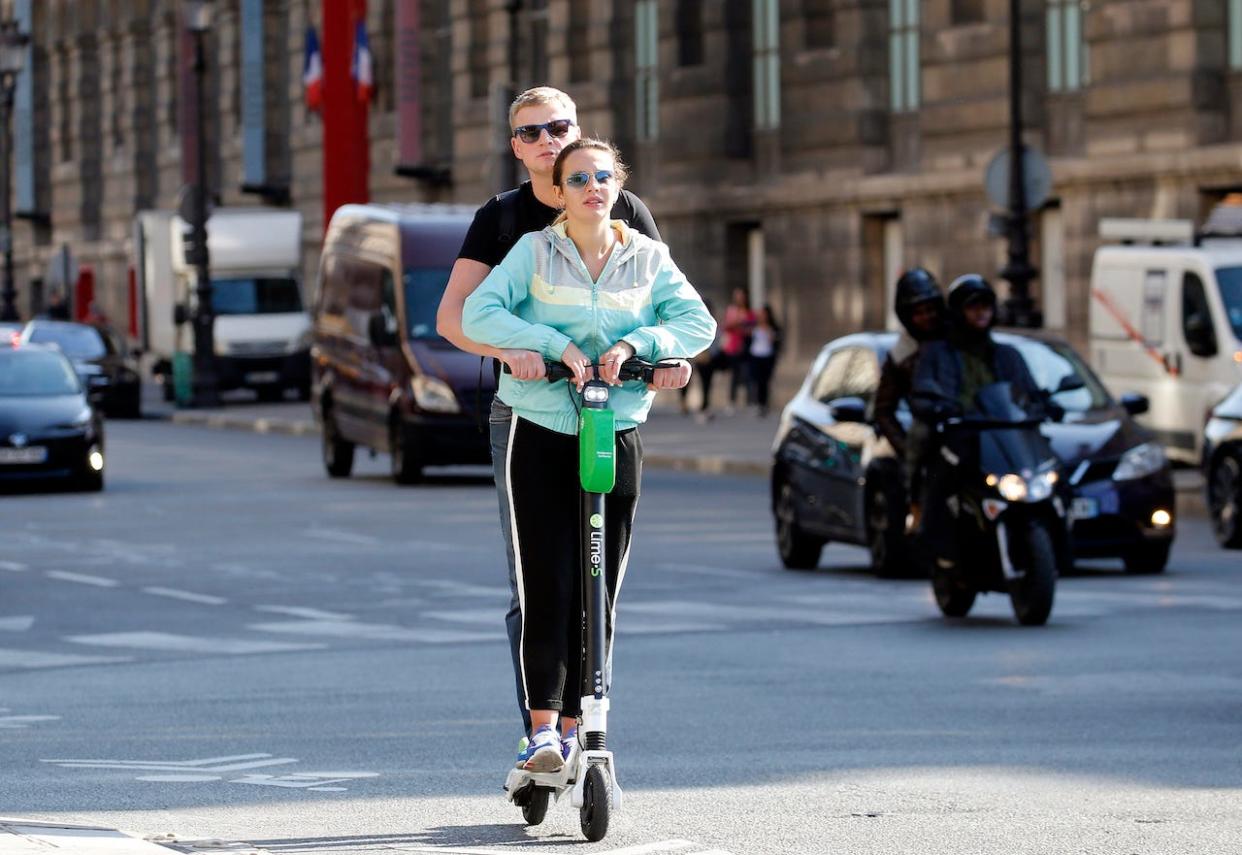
[910,274,1044,564]
[872,268,946,532]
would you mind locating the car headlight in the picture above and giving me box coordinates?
[1113,442,1166,481]
[411,375,460,414]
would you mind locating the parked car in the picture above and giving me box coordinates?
[1203,382,1242,548]
[18,320,142,418]
[771,330,1176,575]
[0,345,105,491]
[311,203,493,484]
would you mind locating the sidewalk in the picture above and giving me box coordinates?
[146,388,1207,513]
[0,817,267,854]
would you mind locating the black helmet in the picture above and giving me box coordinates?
[946,274,997,319]
[894,268,945,339]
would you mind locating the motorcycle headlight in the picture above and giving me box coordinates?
[411,375,460,414]
[1113,442,1166,482]
[1026,469,1058,502]
[997,474,1028,502]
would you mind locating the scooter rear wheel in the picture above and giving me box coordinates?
[521,785,551,826]
[580,765,611,842]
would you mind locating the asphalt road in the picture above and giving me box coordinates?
[1,421,1239,854]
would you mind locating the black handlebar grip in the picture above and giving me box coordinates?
[501,358,684,384]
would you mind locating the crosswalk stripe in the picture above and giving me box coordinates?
[0,561,27,572]
[0,648,132,669]
[587,841,698,855]
[65,632,325,655]
[46,571,119,588]
[142,587,227,606]
[249,619,502,644]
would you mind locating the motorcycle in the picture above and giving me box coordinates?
[924,381,1071,626]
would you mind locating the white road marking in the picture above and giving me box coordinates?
[653,562,762,580]
[253,605,353,621]
[0,560,27,572]
[46,571,119,588]
[304,527,381,546]
[0,616,35,632]
[624,600,920,627]
[412,579,509,597]
[231,771,379,789]
[0,649,132,669]
[136,774,221,782]
[0,712,60,729]
[43,755,298,773]
[141,587,227,606]
[250,619,502,644]
[65,632,325,655]
[590,841,699,855]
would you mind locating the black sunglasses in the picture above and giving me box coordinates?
[512,118,576,144]
[564,170,615,190]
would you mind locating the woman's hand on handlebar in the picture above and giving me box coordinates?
[500,349,546,381]
[560,342,592,391]
[598,341,637,386]
[649,359,691,391]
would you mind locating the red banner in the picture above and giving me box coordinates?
[322,0,370,233]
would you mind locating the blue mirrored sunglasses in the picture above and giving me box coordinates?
[564,170,615,189]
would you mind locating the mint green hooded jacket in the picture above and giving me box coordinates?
[462,221,717,435]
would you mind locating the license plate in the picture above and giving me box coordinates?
[245,371,280,384]
[0,446,48,464]
[1070,497,1099,520]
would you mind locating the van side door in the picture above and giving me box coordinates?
[1176,267,1225,458]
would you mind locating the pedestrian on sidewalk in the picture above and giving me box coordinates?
[462,138,715,772]
[748,303,782,417]
[722,287,755,414]
[433,87,679,749]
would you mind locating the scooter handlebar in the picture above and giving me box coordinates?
[501,358,685,385]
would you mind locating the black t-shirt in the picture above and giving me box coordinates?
[456,181,662,267]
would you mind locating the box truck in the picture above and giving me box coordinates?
[133,208,310,401]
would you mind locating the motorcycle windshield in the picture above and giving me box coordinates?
[972,382,1036,423]
[965,383,1054,476]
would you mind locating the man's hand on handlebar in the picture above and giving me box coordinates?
[649,359,691,391]
[500,349,546,381]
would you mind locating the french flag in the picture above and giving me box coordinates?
[352,19,374,105]
[303,25,323,112]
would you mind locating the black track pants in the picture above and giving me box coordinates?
[503,415,641,717]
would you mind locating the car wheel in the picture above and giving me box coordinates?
[321,404,354,478]
[1209,452,1242,549]
[1122,540,1171,574]
[390,419,423,485]
[774,478,824,570]
[867,481,910,578]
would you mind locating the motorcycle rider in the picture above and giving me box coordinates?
[872,268,946,532]
[910,274,1044,565]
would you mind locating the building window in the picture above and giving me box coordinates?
[1230,0,1242,70]
[951,0,985,25]
[468,0,489,99]
[57,43,72,162]
[165,13,179,137]
[110,31,124,150]
[753,0,779,130]
[804,0,833,50]
[889,0,919,112]
[676,0,703,66]
[524,0,548,87]
[635,0,658,142]
[568,0,591,81]
[1047,0,1088,92]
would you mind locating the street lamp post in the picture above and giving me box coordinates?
[184,0,219,406]
[0,18,27,323]
[999,0,1039,328]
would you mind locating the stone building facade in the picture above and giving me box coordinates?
[11,0,1242,381]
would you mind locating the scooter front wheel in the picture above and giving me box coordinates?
[521,785,551,826]
[580,765,611,842]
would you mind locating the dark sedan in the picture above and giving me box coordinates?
[0,346,105,491]
[1203,382,1242,548]
[19,321,142,418]
[771,331,1176,575]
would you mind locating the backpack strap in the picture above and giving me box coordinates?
[495,188,521,248]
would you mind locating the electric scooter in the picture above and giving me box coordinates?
[501,357,675,842]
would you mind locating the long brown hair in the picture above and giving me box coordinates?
[551,139,629,226]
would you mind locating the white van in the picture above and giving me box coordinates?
[1089,218,1242,463]
[134,208,310,400]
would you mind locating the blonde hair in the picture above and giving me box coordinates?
[508,86,578,128]
[551,139,629,226]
